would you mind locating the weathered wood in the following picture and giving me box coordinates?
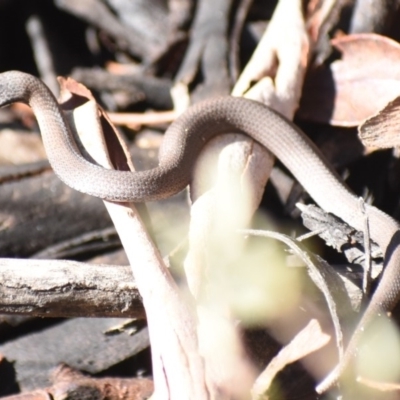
[0,170,112,258]
[0,259,144,318]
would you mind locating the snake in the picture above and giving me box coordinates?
[1,70,400,392]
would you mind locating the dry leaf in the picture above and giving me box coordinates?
[359,96,400,149]
[299,33,400,126]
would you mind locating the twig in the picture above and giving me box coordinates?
[107,110,178,129]
[359,197,372,295]
[25,15,58,95]
[229,0,253,82]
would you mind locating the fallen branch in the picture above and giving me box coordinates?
[0,259,144,318]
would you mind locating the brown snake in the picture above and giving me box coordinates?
[1,70,400,392]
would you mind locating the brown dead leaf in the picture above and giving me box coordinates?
[359,96,400,149]
[298,33,400,126]
[57,76,134,172]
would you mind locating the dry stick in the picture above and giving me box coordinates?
[232,0,309,117]
[228,0,253,82]
[61,79,210,399]
[0,259,144,318]
[107,110,178,129]
[26,15,58,95]
[168,0,195,31]
[174,0,233,95]
[55,0,158,62]
[180,0,312,396]
[104,203,207,399]
[72,67,174,111]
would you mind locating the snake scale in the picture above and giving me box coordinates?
[1,70,400,392]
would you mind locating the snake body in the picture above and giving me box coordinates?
[1,71,400,391]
